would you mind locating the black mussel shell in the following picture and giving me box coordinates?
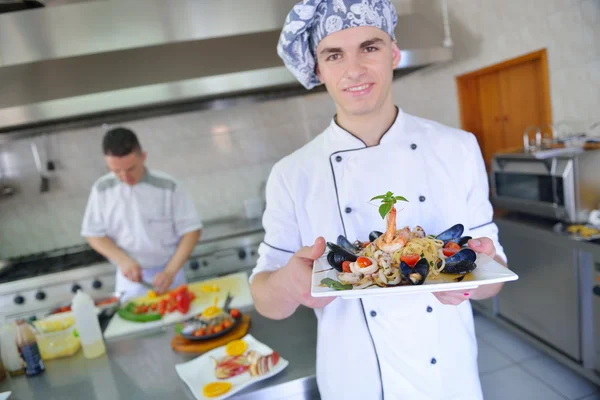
[439,248,477,274]
[400,258,430,285]
[446,235,472,247]
[436,224,464,243]
[326,242,358,271]
[369,231,383,242]
[336,235,361,253]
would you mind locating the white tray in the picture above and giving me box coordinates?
[175,334,288,400]
[311,253,518,299]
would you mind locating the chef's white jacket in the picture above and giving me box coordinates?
[81,169,203,270]
[250,108,507,400]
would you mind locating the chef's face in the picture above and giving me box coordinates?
[315,26,401,118]
[104,150,147,186]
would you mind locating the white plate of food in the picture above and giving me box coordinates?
[311,194,518,299]
[175,334,288,400]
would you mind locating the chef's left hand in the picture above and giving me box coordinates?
[432,237,496,306]
[152,271,174,294]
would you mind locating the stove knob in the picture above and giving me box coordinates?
[202,260,209,267]
[92,280,103,289]
[190,260,200,271]
[35,291,46,301]
[14,295,25,305]
[238,249,247,260]
[72,284,82,294]
[594,285,600,296]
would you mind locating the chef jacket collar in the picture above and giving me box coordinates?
[324,106,407,155]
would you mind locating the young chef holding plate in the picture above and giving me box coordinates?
[81,127,202,302]
[249,1,509,399]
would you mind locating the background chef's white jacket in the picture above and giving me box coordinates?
[250,108,507,400]
[81,169,203,269]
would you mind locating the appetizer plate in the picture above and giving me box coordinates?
[311,253,518,299]
[175,334,288,400]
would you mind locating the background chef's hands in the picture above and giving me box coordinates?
[152,271,174,294]
[120,258,142,283]
[279,237,335,309]
[433,237,497,306]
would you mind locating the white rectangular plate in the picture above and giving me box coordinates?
[175,334,288,400]
[311,253,518,299]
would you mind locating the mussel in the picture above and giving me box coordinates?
[369,231,383,242]
[439,248,477,274]
[400,258,430,285]
[336,235,361,253]
[435,224,464,243]
[326,242,358,272]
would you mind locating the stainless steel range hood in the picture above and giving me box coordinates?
[0,0,452,135]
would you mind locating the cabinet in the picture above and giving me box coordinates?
[497,228,581,361]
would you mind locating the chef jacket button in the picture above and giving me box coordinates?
[370,310,377,317]
[419,195,426,202]
[431,358,437,365]
[426,306,433,313]
[335,155,342,162]
[345,207,352,214]
[411,143,417,150]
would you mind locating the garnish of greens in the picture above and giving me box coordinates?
[321,278,353,291]
[370,191,409,219]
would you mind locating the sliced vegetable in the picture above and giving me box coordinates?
[400,254,420,267]
[321,278,352,291]
[117,303,162,323]
[443,242,461,257]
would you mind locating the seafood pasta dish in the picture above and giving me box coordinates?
[322,192,478,290]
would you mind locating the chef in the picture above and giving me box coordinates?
[81,127,202,302]
[249,1,509,399]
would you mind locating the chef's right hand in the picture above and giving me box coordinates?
[120,259,142,282]
[279,237,335,309]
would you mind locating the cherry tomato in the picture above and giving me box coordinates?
[229,309,241,319]
[342,261,352,273]
[400,254,420,267]
[444,242,461,250]
[213,326,223,334]
[442,248,459,257]
[356,257,373,268]
[149,303,157,311]
[361,242,371,248]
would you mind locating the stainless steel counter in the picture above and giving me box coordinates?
[0,306,319,400]
[471,214,600,386]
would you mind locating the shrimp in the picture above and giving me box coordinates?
[376,207,410,253]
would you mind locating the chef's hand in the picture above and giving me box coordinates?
[120,259,142,282]
[280,237,335,310]
[433,237,496,306]
[152,271,174,294]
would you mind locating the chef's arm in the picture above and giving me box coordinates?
[86,236,135,267]
[164,229,201,277]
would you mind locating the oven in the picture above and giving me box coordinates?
[490,150,600,224]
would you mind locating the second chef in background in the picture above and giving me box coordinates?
[81,127,203,301]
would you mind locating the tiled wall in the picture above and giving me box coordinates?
[0,94,337,258]
[1,0,598,259]
[393,0,599,128]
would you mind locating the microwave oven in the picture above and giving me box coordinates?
[490,150,600,224]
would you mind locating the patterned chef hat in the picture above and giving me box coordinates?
[276,0,398,89]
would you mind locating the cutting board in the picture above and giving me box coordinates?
[170,314,251,354]
[103,272,254,340]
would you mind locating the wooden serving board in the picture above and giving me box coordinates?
[170,314,251,354]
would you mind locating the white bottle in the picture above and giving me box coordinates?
[71,290,106,359]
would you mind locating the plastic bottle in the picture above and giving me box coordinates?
[71,290,106,359]
[0,323,25,377]
[15,320,44,376]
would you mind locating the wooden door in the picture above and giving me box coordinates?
[457,49,552,170]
